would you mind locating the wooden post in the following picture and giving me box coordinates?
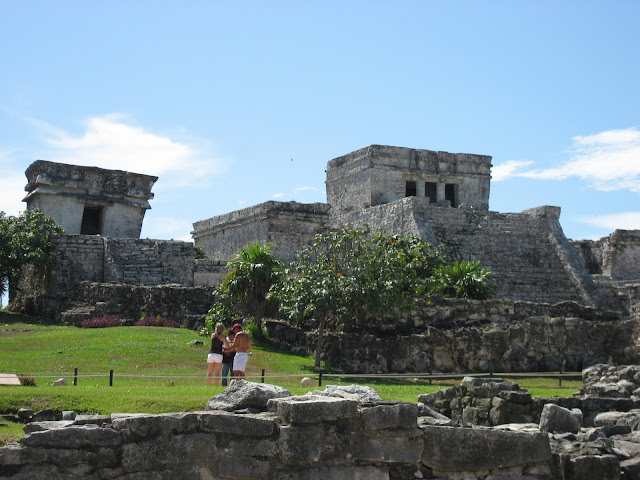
[109,369,114,387]
[261,369,265,383]
[74,368,78,386]
[318,370,323,387]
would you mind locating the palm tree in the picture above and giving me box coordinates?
[225,241,284,337]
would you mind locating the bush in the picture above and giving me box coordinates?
[81,316,121,328]
[431,260,497,300]
[134,315,180,328]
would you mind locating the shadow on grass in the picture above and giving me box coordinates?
[0,309,59,326]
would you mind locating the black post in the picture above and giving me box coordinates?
[261,369,265,383]
[318,370,323,387]
[74,368,78,386]
[109,369,114,387]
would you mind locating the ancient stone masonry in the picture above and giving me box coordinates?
[572,230,640,280]
[192,144,639,310]
[192,201,329,264]
[325,144,492,213]
[268,296,640,374]
[0,381,556,480]
[13,235,207,324]
[24,160,157,238]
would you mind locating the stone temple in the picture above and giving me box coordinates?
[24,160,157,238]
[192,144,638,309]
[14,145,640,334]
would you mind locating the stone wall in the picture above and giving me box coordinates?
[0,394,554,480]
[572,230,640,280]
[12,235,199,323]
[325,145,492,213]
[331,199,601,306]
[269,297,640,374]
[418,376,640,428]
[60,282,216,330]
[192,201,329,265]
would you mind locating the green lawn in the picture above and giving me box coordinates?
[0,310,581,445]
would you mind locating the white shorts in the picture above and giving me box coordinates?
[207,353,223,364]
[233,352,249,372]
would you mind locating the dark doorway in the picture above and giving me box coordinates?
[445,184,457,207]
[425,182,437,204]
[405,181,416,197]
[80,206,102,235]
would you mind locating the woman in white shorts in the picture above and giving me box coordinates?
[206,323,228,386]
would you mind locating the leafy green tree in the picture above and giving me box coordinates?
[431,260,497,300]
[225,241,284,337]
[269,225,449,368]
[0,209,64,302]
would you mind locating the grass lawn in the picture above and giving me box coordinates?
[0,309,581,445]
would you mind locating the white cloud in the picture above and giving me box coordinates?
[579,212,640,231]
[295,186,319,192]
[44,115,227,190]
[491,160,534,182]
[272,193,288,199]
[492,127,640,192]
[140,215,193,242]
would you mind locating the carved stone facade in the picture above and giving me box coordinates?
[24,160,157,238]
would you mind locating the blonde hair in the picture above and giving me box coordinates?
[215,323,225,334]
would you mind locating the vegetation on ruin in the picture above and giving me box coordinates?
[221,241,283,337]
[0,310,580,446]
[268,225,496,367]
[0,209,63,301]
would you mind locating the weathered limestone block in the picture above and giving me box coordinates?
[111,413,164,439]
[74,414,111,426]
[277,424,345,465]
[216,454,271,478]
[539,404,583,434]
[348,429,424,464]
[361,402,418,431]
[120,433,216,471]
[18,445,119,468]
[594,410,640,430]
[565,454,620,480]
[421,425,552,472]
[268,395,358,424]
[198,411,276,437]
[23,420,74,433]
[277,465,390,480]
[20,424,121,449]
[206,379,291,412]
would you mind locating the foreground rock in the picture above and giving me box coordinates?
[1,381,555,480]
[205,379,291,411]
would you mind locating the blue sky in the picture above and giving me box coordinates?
[1,1,639,243]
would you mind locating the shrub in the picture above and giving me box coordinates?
[134,315,180,328]
[431,260,497,300]
[81,316,121,329]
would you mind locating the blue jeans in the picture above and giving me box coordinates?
[221,362,234,386]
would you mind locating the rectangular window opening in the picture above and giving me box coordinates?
[405,181,416,197]
[445,184,457,207]
[81,206,102,235]
[425,182,437,204]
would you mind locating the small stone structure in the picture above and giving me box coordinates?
[0,381,555,480]
[325,145,492,213]
[24,160,157,238]
[7,377,640,479]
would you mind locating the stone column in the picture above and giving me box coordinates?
[436,183,446,203]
